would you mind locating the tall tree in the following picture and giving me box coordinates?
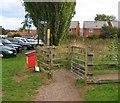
[2,28,9,35]
[95,14,116,21]
[21,13,33,33]
[23,2,76,45]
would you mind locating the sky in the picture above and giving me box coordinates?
[0,0,120,30]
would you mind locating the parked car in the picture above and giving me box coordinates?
[17,37,35,48]
[14,37,44,46]
[0,53,3,58]
[0,42,17,58]
[2,39,22,53]
[27,38,44,46]
[7,38,33,50]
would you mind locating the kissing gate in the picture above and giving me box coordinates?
[37,46,93,81]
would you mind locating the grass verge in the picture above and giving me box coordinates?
[93,65,119,74]
[2,51,49,101]
[85,84,118,101]
[76,79,118,101]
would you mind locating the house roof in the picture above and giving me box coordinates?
[70,21,79,28]
[83,21,119,28]
[7,29,37,37]
[18,30,37,36]
[7,31,17,36]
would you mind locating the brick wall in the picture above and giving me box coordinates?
[69,24,80,36]
[83,28,101,37]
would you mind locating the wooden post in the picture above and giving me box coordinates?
[70,46,73,72]
[50,47,53,67]
[44,25,47,45]
[78,47,80,59]
[85,47,88,84]
[68,46,71,63]
[46,47,50,64]
[87,46,93,76]
[48,47,52,79]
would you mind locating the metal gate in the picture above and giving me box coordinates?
[69,46,93,80]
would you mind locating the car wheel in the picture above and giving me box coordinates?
[2,52,7,58]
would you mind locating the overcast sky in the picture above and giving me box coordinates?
[0,0,120,30]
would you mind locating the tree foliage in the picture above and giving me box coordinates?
[95,14,116,21]
[21,13,32,33]
[99,26,118,39]
[118,28,120,39]
[2,28,9,35]
[23,2,76,45]
[107,34,118,64]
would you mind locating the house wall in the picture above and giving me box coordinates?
[68,24,80,36]
[76,23,80,36]
[83,28,101,37]
[69,28,76,35]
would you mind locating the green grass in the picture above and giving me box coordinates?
[93,65,119,74]
[76,79,118,101]
[2,51,48,101]
[85,84,118,101]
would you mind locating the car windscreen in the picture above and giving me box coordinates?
[28,39,35,42]
[26,39,30,42]
[2,39,12,44]
[19,40,25,43]
[0,42,3,46]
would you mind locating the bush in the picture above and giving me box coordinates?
[118,28,120,39]
[87,34,98,39]
[99,33,110,39]
[99,26,118,39]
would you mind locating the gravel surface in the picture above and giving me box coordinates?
[35,69,83,101]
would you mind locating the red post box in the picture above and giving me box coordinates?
[25,51,37,68]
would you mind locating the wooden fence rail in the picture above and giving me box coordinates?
[37,46,69,72]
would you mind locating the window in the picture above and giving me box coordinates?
[69,29,72,32]
[89,28,93,32]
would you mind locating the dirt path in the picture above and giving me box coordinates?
[35,69,83,101]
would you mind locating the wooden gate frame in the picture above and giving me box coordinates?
[69,46,93,82]
[37,46,93,81]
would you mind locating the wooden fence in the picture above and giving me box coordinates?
[37,46,94,80]
[36,45,118,81]
[37,46,69,73]
[92,51,118,66]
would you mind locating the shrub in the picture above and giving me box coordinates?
[87,34,98,39]
[99,33,110,39]
[118,28,120,39]
[99,26,118,39]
